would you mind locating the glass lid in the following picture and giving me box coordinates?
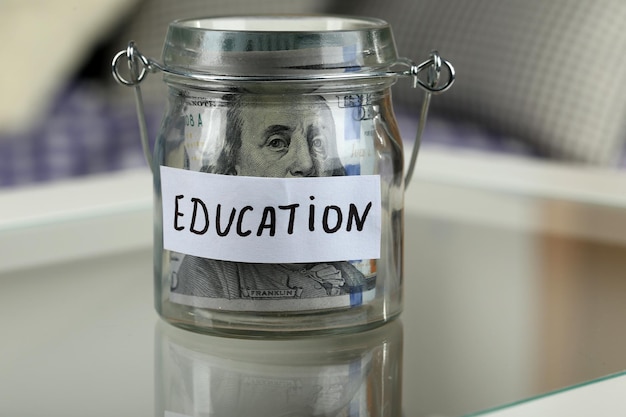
[161,15,400,78]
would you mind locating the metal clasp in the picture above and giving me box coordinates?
[112,42,454,181]
[401,51,455,188]
[111,42,158,172]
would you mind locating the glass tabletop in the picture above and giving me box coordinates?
[2,149,626,416]
[466,370,626,416]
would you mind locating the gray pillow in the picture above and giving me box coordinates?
[333,0,626,165]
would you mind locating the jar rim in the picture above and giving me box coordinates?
[172,15,389,33]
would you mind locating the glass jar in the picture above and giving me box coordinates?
[112,15,454,336]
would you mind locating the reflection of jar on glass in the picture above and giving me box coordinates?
[113,16,454,335]
[155,319,403,417]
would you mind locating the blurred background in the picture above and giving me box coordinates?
[2,2,626,416]
[1,0,625,188]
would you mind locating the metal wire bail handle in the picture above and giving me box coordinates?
[112,42,158,172]
[112,43,454,179]
[402,51,455,189]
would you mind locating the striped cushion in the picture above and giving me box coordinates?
[333,0,626,165]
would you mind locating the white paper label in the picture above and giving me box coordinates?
[160,166,381,263]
